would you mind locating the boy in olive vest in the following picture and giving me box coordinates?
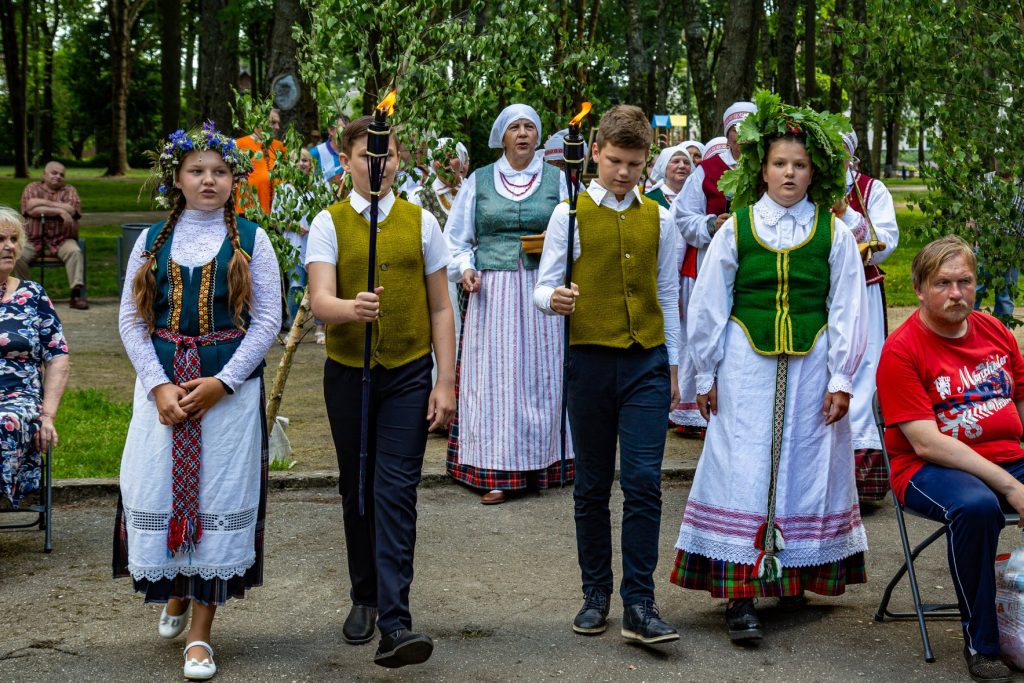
[534,105,682,644]
[306,116,456,668]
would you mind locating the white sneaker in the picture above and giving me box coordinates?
[183,640,216,680]
[158,602,190,639]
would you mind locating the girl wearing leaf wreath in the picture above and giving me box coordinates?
[669,92,869,645]
[115,123,281,681]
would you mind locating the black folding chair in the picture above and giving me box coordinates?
[0,443,53,553]
[872,392,1018,663]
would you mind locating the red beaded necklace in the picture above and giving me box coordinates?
[499,170,539,197]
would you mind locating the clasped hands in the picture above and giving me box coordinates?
[697,382,851,426]
[153,378,228,426]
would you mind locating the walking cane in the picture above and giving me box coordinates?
[358,90,396,515]
[558,103,592,484]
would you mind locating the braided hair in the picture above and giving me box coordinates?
[132,194,185,334]
[223,195,254,328]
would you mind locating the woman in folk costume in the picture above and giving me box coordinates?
[834,130,900,502]
[645,144,694,209]
[445,104,570,505]
[681,139,706,167]
[669,92,869,644]
[115,123,281,680]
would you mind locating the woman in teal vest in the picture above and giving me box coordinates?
[444,104,571,505]
[115,123,281,680]
[669,92,870,645]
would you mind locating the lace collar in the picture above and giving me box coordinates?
[180,208,226,226]
[753,194,815,227]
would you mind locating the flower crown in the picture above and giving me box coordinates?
[149,121,254,209]
[718,90,849,210]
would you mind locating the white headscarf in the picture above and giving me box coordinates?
[488,104,542,150]
[650,145,689,184]
[428,137,469,167]
[678,139,705,165]
[543,128,589,162]
[842,131,858,157]
[703,136,729,159]
[723,101,757,134]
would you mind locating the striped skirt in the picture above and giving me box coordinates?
[446,266,573,490]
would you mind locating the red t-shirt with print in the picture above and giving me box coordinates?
[876,310,1024,503]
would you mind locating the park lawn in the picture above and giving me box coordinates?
[26,224,124,301]
[51,388,131,479]
[0,177,152,213]
[0,166,151,180]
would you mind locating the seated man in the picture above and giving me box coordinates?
[877,235,1024,683]
[17,161,88,309]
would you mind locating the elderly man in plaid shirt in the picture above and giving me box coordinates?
[16,161,88,309]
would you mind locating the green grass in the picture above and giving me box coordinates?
[26,224,125,301]
[51,388,131,479]
[0,177,152,213]
[0,166,152,179]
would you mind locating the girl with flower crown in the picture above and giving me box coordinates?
[114,123,281,680]
[668,92,870,644]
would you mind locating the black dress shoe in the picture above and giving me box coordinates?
[725,599,763,644]
[776,592,808,612]
[964,645,1013,683]
[621,601,679,644]
[342,604,377,644]
[373,629,434,668]
[572,587,610,634]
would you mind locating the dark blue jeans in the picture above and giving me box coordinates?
[567,344,671,606]
[904,459,1024,657]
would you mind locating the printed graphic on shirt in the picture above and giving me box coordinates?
[933,354,1012,440]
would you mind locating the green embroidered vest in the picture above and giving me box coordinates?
[325,197,432,369]
[730,205,832,356]
[148,217,264,381]
[473,162,561,271]
[570,193,665,350]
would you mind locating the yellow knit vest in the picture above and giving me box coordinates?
[570,193,665,350]
[325,197,432,369]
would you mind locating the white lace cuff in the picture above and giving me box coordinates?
[695,373,715,396]
[827,374,854,395]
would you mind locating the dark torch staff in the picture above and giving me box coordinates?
[558,102,592,483]
[358,90,397,515]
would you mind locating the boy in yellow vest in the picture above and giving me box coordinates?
[534,105,682,644]
[306,116,456,668]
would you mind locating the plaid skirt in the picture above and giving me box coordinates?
[445,286,573,491]
[855,448,890,501]
[112,382,269,606]
[669,549,867,599]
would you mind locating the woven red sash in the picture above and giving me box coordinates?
[847,174,885,285]
[154,327,246,557]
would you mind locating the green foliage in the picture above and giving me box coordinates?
[51,388,132,479]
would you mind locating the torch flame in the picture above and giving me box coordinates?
[376,90,397,116]
[569,102,592,126]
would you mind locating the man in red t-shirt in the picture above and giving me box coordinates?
[877,235,1024,682]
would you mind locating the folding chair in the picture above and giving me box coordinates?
[0,443,53,553]
[871,392,1018,663]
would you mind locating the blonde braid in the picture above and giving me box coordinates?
[132,195,185,334]
[224,197,254,329]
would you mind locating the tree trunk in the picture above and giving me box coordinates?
[625,0,647,110]
[0,0,28,176]
[682,0,716,138]
[159,0,181,134]
[803,0,815,106]
[266,0,317,142]
[776,0,798,104]
[870,96,883,176]
[848,0,870,175]
[198,0,239,132]
[917,106,925,167]
[39,1,60,164]
[107,0,149,177]
[828,0,846,114]
[183,2,196,122]
[885,96,902,174]
[715,0,760,128]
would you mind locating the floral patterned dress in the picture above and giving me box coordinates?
[0,280,69,508]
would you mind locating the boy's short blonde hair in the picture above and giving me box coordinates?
[595,105,653,151]
[0,206,27,249]
[911,235,977,290]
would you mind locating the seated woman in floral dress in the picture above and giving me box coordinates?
[0,205,70,508]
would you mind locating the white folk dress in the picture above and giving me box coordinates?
[674,195,869,574]
[117,210,280,586]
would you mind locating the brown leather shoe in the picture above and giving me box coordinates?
[481,490,507,505]
[69,296,89,310]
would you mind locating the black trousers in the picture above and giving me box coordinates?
[324,354,432,634]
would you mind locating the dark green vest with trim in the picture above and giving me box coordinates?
[570,193,665,349]
[148,217,264,380]
[730,205,832,356]
[325,197,432,369]
[473,162,561,271]
[645,187,671,210]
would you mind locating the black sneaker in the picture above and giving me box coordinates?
[373,629,433,668]
[621,601,679,644]
[725,599,763,644]
[964,645,1012,683]
[572,587,610,635]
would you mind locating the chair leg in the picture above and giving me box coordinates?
[894,505,937,663]
[43,444,52,553]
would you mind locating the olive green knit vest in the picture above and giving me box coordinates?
[325,197,432,368]
[729,205,832,356]
[570,193,665,350]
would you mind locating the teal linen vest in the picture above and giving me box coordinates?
[473,162,561,271]
[147,217,264,381]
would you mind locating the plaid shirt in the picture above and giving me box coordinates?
[19,181,81,254]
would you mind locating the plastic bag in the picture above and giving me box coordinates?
[996,530,1024,669]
